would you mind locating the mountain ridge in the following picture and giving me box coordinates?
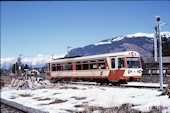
[1,32,170,70]
[66,31,170,60]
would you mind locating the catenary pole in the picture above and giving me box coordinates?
[156,16,163,91]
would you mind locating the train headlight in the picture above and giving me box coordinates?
[128,70,132,74]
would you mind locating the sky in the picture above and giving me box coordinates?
[1,1,170,58]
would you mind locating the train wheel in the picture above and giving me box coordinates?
[136,79,141,82]
[106,82,110,85]
[50,78,55,83]
[100,82,103,86]
[119,80,127,84]
[111,82,120,86]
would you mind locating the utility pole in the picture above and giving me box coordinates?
[67,46,72,57]
[156,16,163,91]
[52,55,54,60]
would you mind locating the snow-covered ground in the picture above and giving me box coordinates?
[1,84,170,113]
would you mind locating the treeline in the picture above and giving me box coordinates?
[153,36,170,57]
[162,37,170,56]
[11,63,29,74]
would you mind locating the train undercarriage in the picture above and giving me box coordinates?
[49,77,129,85]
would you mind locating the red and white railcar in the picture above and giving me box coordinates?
[45,51,142,83]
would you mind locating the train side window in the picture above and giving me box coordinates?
[57,64,61,71]
[90,60,97,69]
[68,62,73,70]
[76,62,82,70]
[83,61,89,70]
[52,64,56,71]
[62,63,66,71]
[111,58,115,68]
[98,59,106,69]
[118,58,125,68]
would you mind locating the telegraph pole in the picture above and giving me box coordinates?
[156,16,163,91]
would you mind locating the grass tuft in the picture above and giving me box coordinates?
[71,96,86,100]
[19,93,32,97]
[39,98,68,105]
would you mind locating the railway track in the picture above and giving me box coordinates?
[0,102,25,113]
[119,82,168,89]
[63,81,168,89]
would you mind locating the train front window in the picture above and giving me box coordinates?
[127,57,140,68]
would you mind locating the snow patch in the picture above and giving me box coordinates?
[126,32,170,38]
[126,33,154,38]
[94,41,112,46]
[112,36,124,42]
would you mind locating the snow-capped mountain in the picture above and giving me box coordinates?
[1,54,65,70]
[1,32,170,70]
[95,32,169,45]
[66,31,170,60]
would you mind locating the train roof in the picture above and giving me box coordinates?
[48,51,140,63]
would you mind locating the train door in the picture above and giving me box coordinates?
[116,57,126,81]
[109,57,118,81]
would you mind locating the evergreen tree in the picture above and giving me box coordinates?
[15,63,19,74]
[11,63,19,74]
[12,64,16,74]
[152,36,170,57]
[162,36,170,56]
